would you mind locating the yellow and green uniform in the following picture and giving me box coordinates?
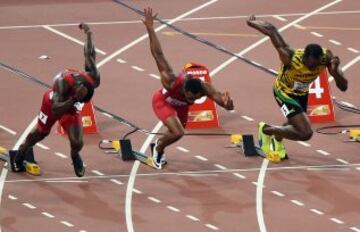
[273,48,328,118]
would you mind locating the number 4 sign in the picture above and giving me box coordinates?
[307,70,336,123]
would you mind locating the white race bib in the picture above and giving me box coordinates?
[292,81,310,92]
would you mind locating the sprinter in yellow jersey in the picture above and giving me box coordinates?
[247,15,348,159]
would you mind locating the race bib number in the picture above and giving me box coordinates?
[280,104,291,117]
[74,102,85,112]
[39,111,48,124]
[292,81,310,92]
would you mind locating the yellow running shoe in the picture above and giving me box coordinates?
[272,138,288,160]
[258,122,271,154]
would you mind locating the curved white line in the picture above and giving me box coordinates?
[256,159,269,232]
[123,1,219,231]
[0,117,38,232]
[125,122,163,232]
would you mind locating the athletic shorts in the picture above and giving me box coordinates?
[152,91,189,127]
[273,87,308,119]
[37,90,81,133]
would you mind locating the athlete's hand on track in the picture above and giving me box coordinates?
[222,91,234,110]
[142,7,158,28]
[79,23,91,35]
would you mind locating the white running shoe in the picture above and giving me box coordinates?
[151,141,163,169]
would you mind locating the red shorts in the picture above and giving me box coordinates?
[152,91,189,127]
[37,90,81,133]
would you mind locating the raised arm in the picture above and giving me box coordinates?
[142,7,176,90]
[79,23,100,88]
[326,50,348,91]
[247,15,293,66]
[203,83,234,110]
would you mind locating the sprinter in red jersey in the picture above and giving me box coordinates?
[143,8,234,169]
[12,23,100,177]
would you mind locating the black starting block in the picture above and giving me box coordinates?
[227,134,281,163]
[0,147,41,175]
[99,139,161,169]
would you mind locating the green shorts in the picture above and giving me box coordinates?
[273,87,308,118]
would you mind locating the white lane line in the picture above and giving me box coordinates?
[167,205,180,212]
[131,65,144,72]
[316,149,330,156]
[329,55,360,82]
[342,55,360,71]
[241,115,255,122]
[110,179,124,185]
[330,218,344,224]
[273,15,287,21]
[214,164,227,170]
[350,227,360,232]
[336,158,349,164]
[42,25,107,55]
[310,31,323,37]
[97,0,218,68]
[126,122,163,232]
[1,11,360,30]
[54,152,68,159]
[102,112,114,118]
[22,203,36,209]
[133,188,142,194]
[271,191,285,197]
[205,224,219,231]
[293,24,306,29]
[256,159,269,232]
[36,143,50,150]
[8,195,17,200]
[147,196,161,203]
[0,125,16,135]
[356,167,360,171]
[186,215,200,222]
[329,39,342,46]
[291,200,305,206]
[60,221,74,227]
[310,208,324,215]
[116,58,127,64]
[209,0,343,77]
[253,181,266,188]
[149,73,160,79]
[0,117,38,215]
[233,173,246,179]
[347,48,359,54]
[91,170,105,176]
[297,141,311,147]
[176,146,189,153]
[46,180,88,183]
[195,155,208,161]
[42,212,55,218]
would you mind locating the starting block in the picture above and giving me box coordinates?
[346,129,360,142]
[98,139,162,169]
[0,147,41,175]
[227,134,281,163]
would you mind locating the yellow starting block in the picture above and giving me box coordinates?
[3,148,41,175]
[24,161,41,176]
[349,129,360,141]
[227,134,283,163]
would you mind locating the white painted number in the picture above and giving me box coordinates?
[309,77,324,99]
